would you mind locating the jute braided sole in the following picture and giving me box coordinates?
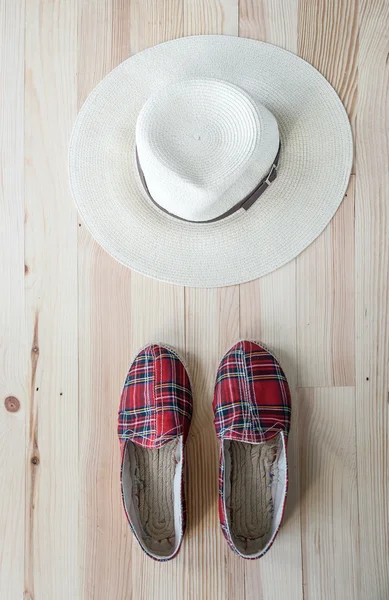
[228,435,282,554]
[130,438,178,545]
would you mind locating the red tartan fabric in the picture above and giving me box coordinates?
[213,340,291,559]
[213,340,291,443]
[118,344,192,561]
[118,344,192,452]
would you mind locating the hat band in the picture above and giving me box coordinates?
[136,143,281,223]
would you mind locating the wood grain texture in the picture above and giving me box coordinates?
[239,2,302,597]
[183,0,238,36]
[1,0,389,598]
[24,1,79,598]
[77,2,188,599]
[77,3,132,599]
[296,0,357,388]
[240,264,303,600]
[78,242,133,600]
[0,1,26,598]
[129,277,185,600]
[240,0,298,48]
[130,0,183,51]
[298,0,358,127]
[299,387,359,600]
[297,176,355,387]
[126,6,188,599]
[355,1,389,598]
[182,4,242,599]
[185,287,241,599]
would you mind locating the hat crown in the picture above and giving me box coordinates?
[136,79,279,222]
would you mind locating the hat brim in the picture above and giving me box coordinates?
[69,35,353,288]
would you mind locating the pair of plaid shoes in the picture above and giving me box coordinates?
[118,341,291,561]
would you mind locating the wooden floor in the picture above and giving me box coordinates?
[1,1,388,599]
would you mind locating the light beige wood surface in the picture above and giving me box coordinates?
[1,1,388,599]
[0,2,26,598]
[24,2,79,598]
[299,387,359,600]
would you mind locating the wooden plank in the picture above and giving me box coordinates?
[297,177,355,387]
[130,0,183,51]
[239,0,298,47]
[77,2,134,599]
[78,246,186,597]
[126,5,187,598]
[128,277,185,600]
[296,0,358,388]
[77,244,134,599]
[125,6,189,598]
[238,1,302,598]
[184,287,240,600]
[355,1,389,597]
[77,2,187,599]
[24,1,79,598]
[0,1,26,599]
[183,0,238,36]
[298,0,358,129]
[181,3,242,599]
[299,387,359,600]
[77,0,113,107]
[240,265,303,600]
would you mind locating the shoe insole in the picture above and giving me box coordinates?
[229,439,280,552]
[132,439,177,544]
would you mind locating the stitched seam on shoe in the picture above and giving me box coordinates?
[243,341,260,439]
[237,344,252,440]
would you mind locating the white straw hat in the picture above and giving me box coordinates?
[69,35,353,288]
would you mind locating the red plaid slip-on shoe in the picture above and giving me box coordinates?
[118,343,192,561]
[213,340,292,559]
